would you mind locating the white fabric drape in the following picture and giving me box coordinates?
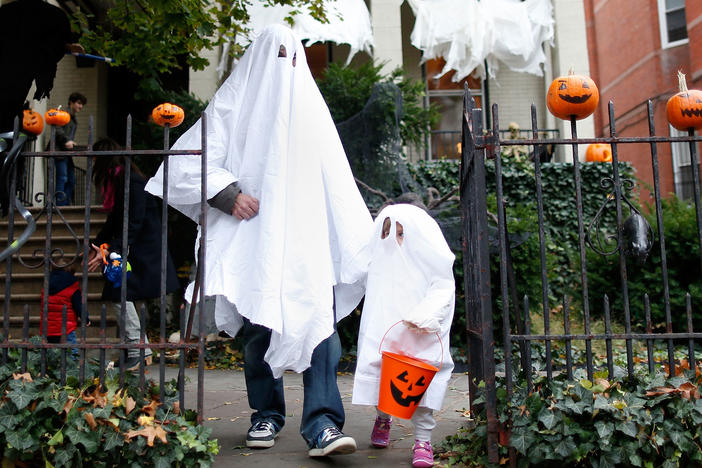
[407,0,554,81]
[146,24,372,378]
[352,204,455,411]
[219,0,374,78]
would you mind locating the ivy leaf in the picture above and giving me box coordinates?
[0,411,20,431]
[554,437,577,457]
[47,428,64,446]
[65,426,100,453]
[617,421,638,438]
[104,429,124,451]
[594,421,613,441]
[510,429,536,453]
[668,430,690,450]
[538,409,559,430]
[6,429,35,451]
[7,384,36,410]
[154,457,172,468]
[53,444,76,467]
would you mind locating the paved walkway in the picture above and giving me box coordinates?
[161,367,470,467]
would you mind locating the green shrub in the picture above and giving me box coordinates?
[0,339,219,467]
[441,367,702,467]
[316,61,439,147]
[587,196,702,331]
[402,156,637,355]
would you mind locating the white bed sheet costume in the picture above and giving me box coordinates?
[352,204,455,412]
[145,24,372,379]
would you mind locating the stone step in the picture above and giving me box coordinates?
[0,272,104,294]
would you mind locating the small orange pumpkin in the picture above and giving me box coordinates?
[585,143,612,163]
[547,68,600,121]
[44,106,71,126]
[22,109,44,135]
[152,102,185,127]
[666,71,702,131]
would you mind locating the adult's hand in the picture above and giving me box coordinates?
[65,140,76,149]
[87,243,103,272]
[232,193,259,220]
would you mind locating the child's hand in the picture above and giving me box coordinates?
[87,243,103,272]
[402,319,439,334]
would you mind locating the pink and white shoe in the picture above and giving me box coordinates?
[370,416,392,448]
[412,440,434,468]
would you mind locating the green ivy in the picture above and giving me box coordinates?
[0,338,218,467]
[441,367,702,467]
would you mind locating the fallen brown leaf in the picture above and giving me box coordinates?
[125,424,168,447]
[84,412,97,430]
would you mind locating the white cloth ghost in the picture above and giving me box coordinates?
[352,204,455,411]
[145,24,373,378]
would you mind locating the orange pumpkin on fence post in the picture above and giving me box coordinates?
[152,103,185,127]
[44,106,71,127]
[22,109,44,135]
[547,68,600,121]
[666,71,702,131]
[585,143,612,163]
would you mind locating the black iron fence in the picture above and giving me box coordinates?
[1,116,209,419]
[460,88,702,462]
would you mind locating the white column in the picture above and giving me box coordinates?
[371,0,404,74]
[189,45,221,102]
[551,0,595,162]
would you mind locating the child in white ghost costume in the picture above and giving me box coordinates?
[352,204,455,468]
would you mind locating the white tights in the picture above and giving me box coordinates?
[377,407,435,442]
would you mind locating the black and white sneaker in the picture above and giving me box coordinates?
[308,426,357,457]
[246,420,279,448]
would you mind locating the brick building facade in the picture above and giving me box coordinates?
[584,0,702,200]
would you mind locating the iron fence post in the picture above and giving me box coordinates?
[460,86,499,463]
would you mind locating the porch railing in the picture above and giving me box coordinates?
[1,115,209,419]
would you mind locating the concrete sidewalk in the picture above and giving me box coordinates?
[161,367,471,467]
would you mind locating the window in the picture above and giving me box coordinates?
[670,126,699,200]
[658,0,688,48]
[424,58,483,160]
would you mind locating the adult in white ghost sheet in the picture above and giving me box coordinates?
[145,24,372,457]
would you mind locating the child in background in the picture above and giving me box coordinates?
[40,262,88,350]
[352,204,455,468]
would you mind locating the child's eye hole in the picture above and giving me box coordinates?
[278,45,287,58]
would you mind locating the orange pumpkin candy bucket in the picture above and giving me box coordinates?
[376,321,443,419]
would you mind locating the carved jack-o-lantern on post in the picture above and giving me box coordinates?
[666,71,702,131]
[152,102,185,128]
[22,109,44,135]
[546,68,600,121]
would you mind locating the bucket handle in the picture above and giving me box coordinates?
[378,320,443,372]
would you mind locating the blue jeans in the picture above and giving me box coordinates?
[55,157,75,206]
[48,330,78,357]
[242,313,344,447]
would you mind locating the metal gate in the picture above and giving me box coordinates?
[460,88,702,462]
[1,115,209,419]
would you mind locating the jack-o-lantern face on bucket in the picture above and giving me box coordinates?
[547,70,599,121]
[389,369,428,408]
